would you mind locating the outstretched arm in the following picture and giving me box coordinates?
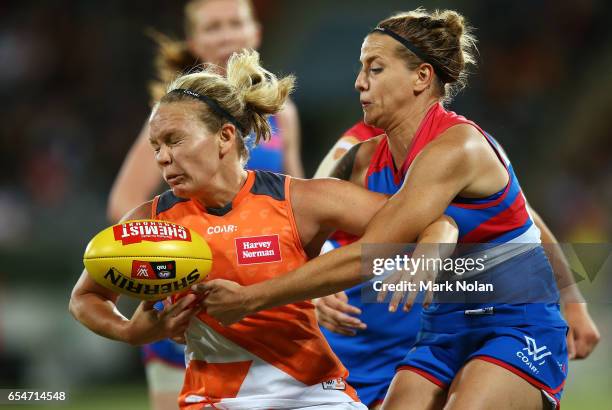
[289,176,387,257]
[200,125,488,324]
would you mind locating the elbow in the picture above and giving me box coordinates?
[68,285,86,324]
[68,295,80,322]
[106,196,122,224]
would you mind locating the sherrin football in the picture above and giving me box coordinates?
[83,220,212,300]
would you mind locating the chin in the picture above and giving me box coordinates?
[363,112,381,128]
[170,186,193,199]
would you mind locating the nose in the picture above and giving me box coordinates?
[155,145,172,166]
[355,69,367,92]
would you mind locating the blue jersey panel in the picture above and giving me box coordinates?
[244,115,284,173]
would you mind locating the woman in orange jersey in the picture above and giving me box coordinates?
[70,49,458,410]
[108,3,303,407]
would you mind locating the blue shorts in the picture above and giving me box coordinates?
[398,303,568,409]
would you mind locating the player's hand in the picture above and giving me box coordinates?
[125,294,200,345]
[314,292,366,336]
[376,260,435,313]
[170,333,187,344]
[194,279,252,325]
[564,303,600,360]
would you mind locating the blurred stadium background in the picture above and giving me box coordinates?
[0,0,610,408]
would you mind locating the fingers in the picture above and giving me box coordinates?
[141,300,159,311]
[422,289,434,309]
[191,282,212,294]
[336,291,349,302]
[402,287,418,313]
[377,272,402,303]
[191,278,228,295]
[318,302,366,330]
[572,329,601,360]
[566,328,576,360]
[171,305,200,327]
[166,294,198,314]
[327,293,362,316]
[389,287,405,312]
[318,317,358,336]
[170,334,186,344]
[377,287,388,303]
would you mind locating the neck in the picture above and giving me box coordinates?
[195,165,248,209]
[385,97,439,168]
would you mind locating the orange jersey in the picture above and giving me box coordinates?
[153,170,362,409]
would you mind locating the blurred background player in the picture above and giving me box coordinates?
[105,1,303,409]
[108,0,303,221]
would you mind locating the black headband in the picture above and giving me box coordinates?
[168,88,245,133]
[371,26,453,83]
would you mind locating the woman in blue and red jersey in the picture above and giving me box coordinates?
[313,119,600,409]
[105,1,303,409]
[198,8,599,410]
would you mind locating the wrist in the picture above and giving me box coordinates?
[118,319,140,346]
[244,283,267,313]
[563,301,588,314]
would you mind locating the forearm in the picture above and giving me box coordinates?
[531,208,584,303]
[248,241,364,311]
[69,293,131,344]
[415,215,458,259]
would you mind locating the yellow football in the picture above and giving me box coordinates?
[83,220,212,300]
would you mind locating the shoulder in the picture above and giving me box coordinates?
[119,200,154,222]
[408,123,493,185]
[423,123,487,163]
[251,171,287,201]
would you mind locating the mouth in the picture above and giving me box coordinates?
[360,100,371,108]
[165,174,184,185]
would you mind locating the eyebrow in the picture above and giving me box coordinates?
[360,54,384,65]
[149,130,181,145]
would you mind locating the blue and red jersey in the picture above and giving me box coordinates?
[245,114,284,173]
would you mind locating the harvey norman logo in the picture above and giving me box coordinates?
[235,234,282,265]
